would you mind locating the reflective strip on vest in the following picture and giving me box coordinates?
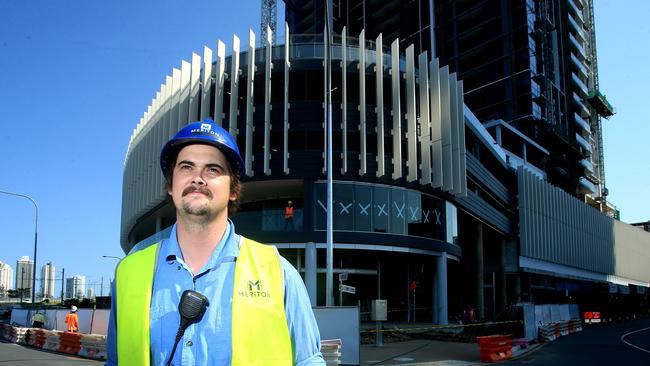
[115,237,292,365]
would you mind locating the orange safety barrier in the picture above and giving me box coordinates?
[59,332,82,355]
[476,334,513,363]
[34,329,46,348]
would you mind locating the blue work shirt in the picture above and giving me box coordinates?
[106,221,325,365]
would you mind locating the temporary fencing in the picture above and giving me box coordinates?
[476,334,513,363]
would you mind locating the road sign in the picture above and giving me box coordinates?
[339,273,348,281]
[339,284,356,294]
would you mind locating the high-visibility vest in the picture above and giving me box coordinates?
[115,237,292,365]
[285,206,294,219]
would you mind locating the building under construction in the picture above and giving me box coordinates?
[120,0,649,324]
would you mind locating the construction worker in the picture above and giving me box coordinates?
[65,306,79,332]
[106,119,325,365]
[284,200,295,230]
[31,310,45,328]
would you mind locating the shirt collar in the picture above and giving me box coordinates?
[163,219,241,273]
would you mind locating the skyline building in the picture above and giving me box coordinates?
[66,275,86,300]
[15,256,33,299]
[0,261,13,295]
[41,262,56,299]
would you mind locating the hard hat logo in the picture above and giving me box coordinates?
[200,123,212,133]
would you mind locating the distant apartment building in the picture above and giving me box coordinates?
[0,261,13,295]
[87,287,95,299]
[15,256,33,298]
[41,262,56,299]
[66,275,86,300]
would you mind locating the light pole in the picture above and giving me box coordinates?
[324,0,334,306]
[102,256,121,297]
[0,189,39,308]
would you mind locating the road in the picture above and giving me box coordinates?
[509,318,650,365]
[0,340,103,365]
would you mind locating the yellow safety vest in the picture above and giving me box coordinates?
[115,237,292,365]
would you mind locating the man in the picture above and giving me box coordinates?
[65,306,79,332]
[284,200,295,231]
[31,310,45,328]
[106,119,324,365]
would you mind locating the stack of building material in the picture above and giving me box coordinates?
[78,334,107,360]
[320,339,342,366]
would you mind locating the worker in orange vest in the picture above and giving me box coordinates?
[463,305,476,323]
[65,306,79,332]
[284,200,295,231]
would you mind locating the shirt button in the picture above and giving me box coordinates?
[186,340,193,347]
[177,265,182,270]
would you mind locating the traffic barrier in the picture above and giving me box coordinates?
[59,332,82,355]
[78,334,107,360]
[476,334,513,363]
[538,323,557,342]
[321,339,342,366]
[43,330,61,352]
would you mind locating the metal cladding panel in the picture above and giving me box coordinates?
[390,39,402,180]
[283,23,290,175]
[229,35,241,137]
[263,27,272,176]
[179,60,191,127]
[375,33,385,178]
[457,81,467,197]
[405,45,417,182]
[429,59,442,188]
[341,27,348,175]
[418,51,431,185]
[245,30,256,177]
[189,53,201,122]
[171,68,181,132]
[517,167,615,274]
[358,30,367,176]
[164,75,173,140]
[449,73,460,194]
[214,41,226,124]
[439,66,452,192]
[200,46,213,121]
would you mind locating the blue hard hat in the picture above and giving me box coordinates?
[160,119,244,176]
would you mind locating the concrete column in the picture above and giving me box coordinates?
[476,222,484,320]
[436,252,448,324]
[514,273,522,304]
[499,238,507,311]
[432,257,439,324]
[305,242,317,306]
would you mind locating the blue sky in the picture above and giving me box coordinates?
[0,1,647,297]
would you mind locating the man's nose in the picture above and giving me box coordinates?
[191,169,206,185]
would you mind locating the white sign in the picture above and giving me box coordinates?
[339,284,356,294]
[339,273,348,281]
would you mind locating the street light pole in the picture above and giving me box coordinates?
[324,0,335,306]
[0,190,39,308]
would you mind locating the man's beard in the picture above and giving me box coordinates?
[180,186,216,220]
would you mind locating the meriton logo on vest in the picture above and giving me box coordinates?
[239,279,271,298]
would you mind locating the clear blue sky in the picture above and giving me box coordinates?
[0,1,647,297]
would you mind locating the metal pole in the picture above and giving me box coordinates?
[61,268,65,302]
[324,0,334,307]
[0,190,38,308]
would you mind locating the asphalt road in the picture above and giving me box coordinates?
[509,318,650,366]
[0,340,103,365]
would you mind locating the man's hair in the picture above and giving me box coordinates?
[164,146,242,215]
